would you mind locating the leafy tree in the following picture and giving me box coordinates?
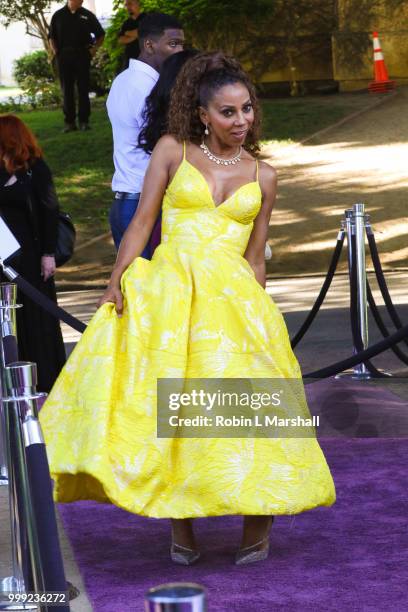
[140,0,335,92]
[140,0,270,57]
[0,0,54,58]
[139,0,281,85]
[102,0,128,83]
[265,0,336,95]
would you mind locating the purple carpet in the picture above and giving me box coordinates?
[58,380,408,611]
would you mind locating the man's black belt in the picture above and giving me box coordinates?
[114,191,139,199]
[59,46,91,52]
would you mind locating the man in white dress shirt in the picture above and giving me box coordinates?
[106,12,184,253]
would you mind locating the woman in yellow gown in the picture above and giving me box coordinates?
[39,52,336,566]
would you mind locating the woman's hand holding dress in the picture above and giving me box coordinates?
[97,282,124,316]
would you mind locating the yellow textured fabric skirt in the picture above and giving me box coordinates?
[39,243,336,518]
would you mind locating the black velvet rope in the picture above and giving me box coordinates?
[8,409,34,591]
[303,319,408,380]
[25,444,70,610]
[290,232,345,348]
[3,334,19,364]
[367,281,408,365]
[13,274,87,334]
[367,231,408,348]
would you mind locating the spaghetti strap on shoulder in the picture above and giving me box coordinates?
[183,140,186,160]
[255,158,259,182]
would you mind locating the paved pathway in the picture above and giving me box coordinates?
[263,87,408,275]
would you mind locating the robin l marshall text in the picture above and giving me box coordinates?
[168,415,320,427]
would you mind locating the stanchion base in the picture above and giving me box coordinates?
[0,578,36,611]
[335,368,392,381]
[336,362,372,380]
[335,370,372,381]
[0,601,37,611]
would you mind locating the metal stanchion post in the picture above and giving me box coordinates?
[0,283,22,485]
[337,209,356,378]
[3,364,47,593]
[0,284,34,609]
[337,205,371,380]
[353,203,371,379]
[145,583,207,612]
[1,362,47,611]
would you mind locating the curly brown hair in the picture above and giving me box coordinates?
[167,52,261,155]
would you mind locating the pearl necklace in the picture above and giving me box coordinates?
[200,141,242,166]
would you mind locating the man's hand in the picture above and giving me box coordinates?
[97,283,124,317]
[49,39,58,57]
[41,255,56,281]
[118,29,138,45]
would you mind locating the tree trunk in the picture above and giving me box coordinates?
[26,12,58,77]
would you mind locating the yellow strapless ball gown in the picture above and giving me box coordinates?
[39,153,336,518]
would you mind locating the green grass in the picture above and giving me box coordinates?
[19,93,372,235]
[261,93,371,144]
[20,103,113,236]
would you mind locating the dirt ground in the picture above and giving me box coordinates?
[56,88,408,289]
[264,86,408,277]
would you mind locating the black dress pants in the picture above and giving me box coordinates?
[57,48,91,124]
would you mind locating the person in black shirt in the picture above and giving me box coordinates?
[49,0,105,132]
[118,0,144,68]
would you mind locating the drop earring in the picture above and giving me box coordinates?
[204,123,209,136]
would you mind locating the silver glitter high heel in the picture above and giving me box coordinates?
[234,516,274,565]
[170,541,201,565]
[170,521,201,565]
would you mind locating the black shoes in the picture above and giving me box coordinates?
[62,122,90,133]
[62,122,77,133]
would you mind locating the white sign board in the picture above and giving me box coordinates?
[0,217,21,261]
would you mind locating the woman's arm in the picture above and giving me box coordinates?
[31,158,60,281]
[99,135,180,314]
[31,158,60,251]
[243,161,277,289]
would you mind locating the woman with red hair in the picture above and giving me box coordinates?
[0,114,66,391]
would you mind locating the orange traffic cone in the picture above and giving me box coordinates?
[368,31,395,93]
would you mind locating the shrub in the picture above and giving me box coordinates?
[13,50,54,86]
[0,96,29,113]
[90,46,113,95]
[20,76,61,109]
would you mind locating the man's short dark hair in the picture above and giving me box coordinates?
[139,12,183,44]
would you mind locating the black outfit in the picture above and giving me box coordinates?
[119,14,144,69]
[0,159,66,392]
[49,5,105,125]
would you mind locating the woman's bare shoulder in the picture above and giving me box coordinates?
[258,159,277,191]
[258,159,276,179]
[243,151,276,182]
